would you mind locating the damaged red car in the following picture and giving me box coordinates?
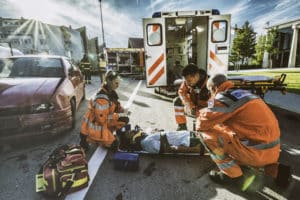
[0,55,85,143]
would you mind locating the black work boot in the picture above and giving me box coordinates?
[176,123,187,131]
[275,164,291,188]
[209,170,242,184]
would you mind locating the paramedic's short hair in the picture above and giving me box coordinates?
[207,74,227,91]
[105,70,119,82]
[182,63,207,77]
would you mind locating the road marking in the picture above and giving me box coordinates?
[124,80,142,110]
[65,80,142,200]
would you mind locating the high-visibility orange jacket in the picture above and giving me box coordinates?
[174,75,209,125]
[81,85,125,147]
[196,81,280,178]
[178,76,209,110]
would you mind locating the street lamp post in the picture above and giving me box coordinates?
[98,0,106,82]
[98,0,106,48]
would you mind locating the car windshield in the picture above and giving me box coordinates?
[0,57,64,78]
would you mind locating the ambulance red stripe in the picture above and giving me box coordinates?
[210,51,225,67]
[148,53,164,76]
[149,67,164,85]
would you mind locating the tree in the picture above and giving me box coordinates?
[230,21,256,66]
[254,34,266,65]
[265,28,279,68]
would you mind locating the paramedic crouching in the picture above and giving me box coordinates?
[80,71,129,151]
[196,74,291,187]
[173,63,210,131]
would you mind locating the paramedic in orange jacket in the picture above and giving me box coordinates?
[196,74,290,187]
[80,71,129,151]
[174,63,210,130]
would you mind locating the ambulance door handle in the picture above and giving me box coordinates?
[145,54,152,59]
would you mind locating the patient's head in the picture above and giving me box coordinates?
[119,130,145,151]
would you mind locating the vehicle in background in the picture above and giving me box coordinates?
[143,9,230,97]
[0,46,24,58]
[105,48,145,76]
[0,55,85,144]
[142,9,287,98]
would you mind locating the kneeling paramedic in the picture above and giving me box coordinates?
[80,71,129,151]
[196,74,291,187]
[174,63,210,130]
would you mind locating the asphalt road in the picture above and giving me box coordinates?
[0,76,299,200]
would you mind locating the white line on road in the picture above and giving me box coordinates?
[124,80,142,110]
[65,80,142,200]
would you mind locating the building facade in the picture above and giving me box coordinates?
[0,17,87,63]
[266,18,300,68]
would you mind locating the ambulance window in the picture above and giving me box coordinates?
[147,24,162,46]
[211,21,227,43]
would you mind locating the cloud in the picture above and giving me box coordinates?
[149,0,193,11]
[1,0,300,48]
[250,0,300,34]
[0,0,142,47]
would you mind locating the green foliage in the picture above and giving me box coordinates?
[253,28,279,68]
[265,28,279,56]
[254,35,266,65]
[230,21,256,65]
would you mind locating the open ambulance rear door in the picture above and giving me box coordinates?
[207,14,231,75]
[143,18,167,87]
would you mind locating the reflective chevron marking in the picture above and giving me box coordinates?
[149,66,164,85]
[210,50,225,67]
[148,53,164,76]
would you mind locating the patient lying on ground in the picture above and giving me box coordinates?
[117,127,204,154]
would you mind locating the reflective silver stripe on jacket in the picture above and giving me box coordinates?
[108,114,113,123]
[210,153,226,160]
[209,90,259,113]
[94,94,109,101]
[83,117,103,131]
[93,93,110,110]
[94,103,109,111]
[217,160,237,170]
[241,138,280,150]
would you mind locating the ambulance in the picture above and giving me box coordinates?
[143,9,231,96]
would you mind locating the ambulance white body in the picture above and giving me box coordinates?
[143,9,231,96]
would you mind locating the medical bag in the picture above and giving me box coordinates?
[35,144,89,198]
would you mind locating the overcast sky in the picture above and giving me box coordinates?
[1,0,300,47]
